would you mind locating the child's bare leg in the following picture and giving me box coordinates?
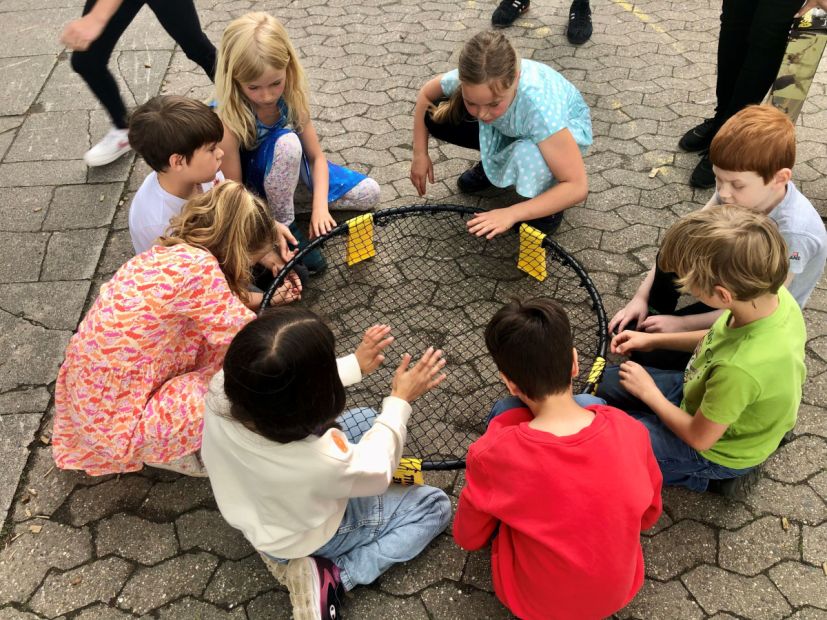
[263,132,302,225]
[329,178,380,211]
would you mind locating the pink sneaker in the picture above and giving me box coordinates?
[283,556,344,620]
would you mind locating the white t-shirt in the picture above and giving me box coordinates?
[201,354,412,559]
[713,181,826,307]
[128,171,223,254]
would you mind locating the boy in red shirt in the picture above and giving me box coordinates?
[453,298,663,620]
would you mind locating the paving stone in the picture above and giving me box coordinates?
[155,597,247,620]
[28,556,131,617]
[746,478,827,525]
[0,609,45,620]
[618,579,705,620]
[41,229,109,281]
[0,386,50,414]
[642,519,717,580]
[5,112,89,163]
[138,476,214,519]
[0,8,75,57]
[96,228,136,277]
[176,508,254,560]
[118,552,219,615]
[43,183,122,231]
[0,231,48,282]
[0,160,88,187]
[0,312,71,392]
[244,590,292,620]
[0,56,54,116]
[346,588,430,619]
[682,565,791,619]
[203,554,275,605]
[0,186,51,232]
[72,604,137,620]
[65,476,153,526]
[0,413,40,523]
[0,521,92,604]
[95,514,178,565]
[0,281,90,330]
[803,523,827,567]
[796,404,827,440]
[763,436,827,484]
[787,609,827,620]
[769,561,827,609]
[662,486,755,529]
[379,534,466,595]
[461,549,493,593]
[420,582,514,619]
[719,516,800,576]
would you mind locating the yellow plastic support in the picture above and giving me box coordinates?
[587,356,607,391]
[346,214,376,266]
[517,223,548,281]
[392,457,424,486]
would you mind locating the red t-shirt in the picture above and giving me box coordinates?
[453,404,663,620]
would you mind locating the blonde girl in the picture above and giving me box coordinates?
[411,31,592,238]
[216,12,379,272]
[53,182,300,477]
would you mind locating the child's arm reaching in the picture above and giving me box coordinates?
[410,77,445,196]
[298,119,337,239]
[466,128,588,239]
[218,121,243,183]
[609,267,656,334]
[611,329,707,355]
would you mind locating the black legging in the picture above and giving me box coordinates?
[71,0,216,129]
[711,0,804,133]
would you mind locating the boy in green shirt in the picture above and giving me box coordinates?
[596,204,806,496]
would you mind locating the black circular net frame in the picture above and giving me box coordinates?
[262,205,608,470]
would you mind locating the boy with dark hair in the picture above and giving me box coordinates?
[453,298,663,620]
[128,96,226,255]
[598,205,806,498]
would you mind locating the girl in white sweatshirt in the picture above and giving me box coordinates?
[201,307,451,620]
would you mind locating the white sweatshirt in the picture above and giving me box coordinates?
[201,354,411,558]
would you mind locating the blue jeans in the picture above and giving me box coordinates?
[485,393,604,426]
[596,366,753,492]
[311,407,451,590]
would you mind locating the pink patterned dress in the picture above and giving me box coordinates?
[53,244,255,475]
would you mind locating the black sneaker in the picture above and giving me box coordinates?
[678,118,716,152]
[689,152,716,189]
[492,0,530,27]
[707,467,762,501]
[566,0,593,45]
[457,162,493,193]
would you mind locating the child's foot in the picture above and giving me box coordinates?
[689,152,716,189]
[678,118,716,152]
[146,452,208,477]
[84,127,131,167]
[491,0,530,28]
[457,162,493,193]
[566,0,593,45]
[282,557,344,620]
[707,466,762,501]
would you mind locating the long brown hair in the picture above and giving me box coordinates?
[161,181,278,303]
[432,31,519,124]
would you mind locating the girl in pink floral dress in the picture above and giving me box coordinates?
[53,181,300,476]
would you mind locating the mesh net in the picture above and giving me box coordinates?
[267,206,607,469]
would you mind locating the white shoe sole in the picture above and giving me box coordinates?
[83,143,132,167]
[284,557,322,620]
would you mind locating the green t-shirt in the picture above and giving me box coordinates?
[681,287,806,469]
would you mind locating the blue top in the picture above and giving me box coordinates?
[441,59,592,197]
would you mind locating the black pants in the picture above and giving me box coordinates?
[71,0,216,129]
[711,0,803,132]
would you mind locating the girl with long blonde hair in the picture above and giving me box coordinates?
[216,12,379,273]
[411,31,592,239]
[53,181,300,478]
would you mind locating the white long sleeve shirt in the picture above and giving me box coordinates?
[201,355,411,558]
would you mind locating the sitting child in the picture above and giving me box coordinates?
[215,13,380,273]
[53,182,300,477]
[610,105,826,369]
[598,205,806,497]
[411,30,592,238]
[453,298,662,620]
[202,310,450,620]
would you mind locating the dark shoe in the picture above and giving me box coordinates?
[282,556,344,620]
[707,467,762,501]
[457,162,493,193]
[492,0,530,27]
[689,152,716,189]
[678,118,716,152]
[566,0,593,45]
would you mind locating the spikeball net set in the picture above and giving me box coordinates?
[262,205,608,478]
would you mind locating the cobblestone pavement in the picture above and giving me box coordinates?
[1,0,826,618]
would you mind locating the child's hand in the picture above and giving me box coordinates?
[467,209,516,240]
[275,222,298,263]
[608,297,649,334]
[410,152,434,196]
[618,361,659,403]
[638,314,686,334]
[355,325,394,374]
[611,330,655,356]
[310,208,337,239]
[391,347,447,403]
[270,270,302,305]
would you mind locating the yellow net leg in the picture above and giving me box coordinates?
[586,356,607,394]
[392,457,424,485]
[346,214,377,266]
[517,223,548,281]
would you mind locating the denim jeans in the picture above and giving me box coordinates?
[485,393,605,427]
[308,407,452,590]
[596,366,753,492]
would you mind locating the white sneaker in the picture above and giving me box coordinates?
[84,127,131,167]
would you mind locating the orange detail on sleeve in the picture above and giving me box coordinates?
[332,431,348,453]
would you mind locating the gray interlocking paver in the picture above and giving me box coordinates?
[682,565,793,620]
[719,516,801,576]
[95,513,178,565]
[768,562,827,610]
